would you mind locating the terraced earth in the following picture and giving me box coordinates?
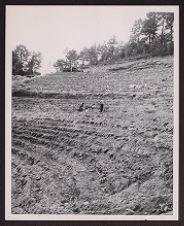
[11,56,174,215]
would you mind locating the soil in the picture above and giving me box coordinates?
[11,56,173,215]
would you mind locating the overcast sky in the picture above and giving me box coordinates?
[6,5,175,71]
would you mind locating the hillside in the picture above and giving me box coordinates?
[11,56,173,215]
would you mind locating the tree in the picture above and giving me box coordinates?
[53,59,66,72]
[131,19,143,43]
[79,45,99,65]
[141,13,159,45]
[97,42,108,63]
[12,51,21,75]
[86,45,99,65]
[165,13,174,42]
[106,36,118,62]
[79,48,89,65]
[27,51,42,74]
[157,12,174,54]
[65,49,79,66]
[12,45,29,75]
[97,37,119,64]
[114,41,124,59]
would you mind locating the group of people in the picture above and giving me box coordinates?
[78,102,104,112]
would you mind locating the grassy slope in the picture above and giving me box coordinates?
[11,56,173,215]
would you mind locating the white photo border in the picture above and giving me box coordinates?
[5,5,179,221]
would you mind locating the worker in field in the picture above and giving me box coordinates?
[78,103,84,112]
[100,100,104,112]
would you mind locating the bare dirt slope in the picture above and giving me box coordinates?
[12,56,173,215]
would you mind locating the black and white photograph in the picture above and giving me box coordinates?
[5,5,179,220]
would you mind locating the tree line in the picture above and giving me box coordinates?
[53,36,123,72]
[12,12,174,75]
[123,12,174,58]
[54,12,174,71]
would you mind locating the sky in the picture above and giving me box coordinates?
[6,5,175,72]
